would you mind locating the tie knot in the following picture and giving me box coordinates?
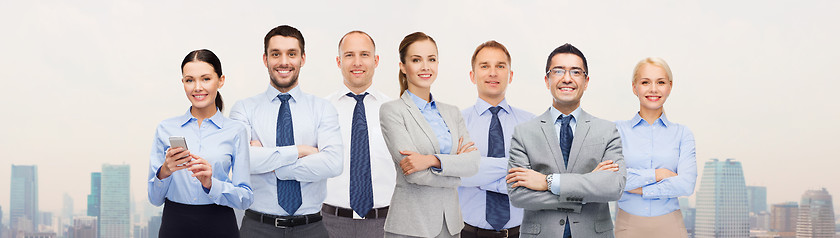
[558,114,574,125]
[277,94,291,102]
[488,106,502,115]
[346,92,368,102]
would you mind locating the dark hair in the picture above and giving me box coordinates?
[338,30,376,53]
[397,32,437,96]
[545,43,588,74]
[264,25,305,55]
[181,49,224,111]
[471,40,511,69]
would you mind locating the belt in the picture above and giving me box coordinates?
[462,223,519,238]
[244,209,322,228]
[321,204,389,219]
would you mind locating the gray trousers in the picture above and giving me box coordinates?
[322,211,386,238]
[239,215,329,238]
[385,221,459,238]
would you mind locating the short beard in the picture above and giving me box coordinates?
[270,74,299,92]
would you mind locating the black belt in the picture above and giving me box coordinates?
[321,204,389,219]
[462,223,519,238]
[244,209,322,228]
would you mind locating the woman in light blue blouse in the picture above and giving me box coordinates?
[614,57,697,238]
[147,49,252,238]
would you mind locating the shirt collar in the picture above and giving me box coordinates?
[265,85,302,103]
[341,86,382,101]
[630,112,670,128]
[179,107,224,129]
[406,90,435,111]
[549,106,581,123]
[474,98,511,116]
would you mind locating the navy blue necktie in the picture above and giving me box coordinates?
[486,106,510,231]
[347,92,373,218]
[558,114,574,238]
[276,94,302,215]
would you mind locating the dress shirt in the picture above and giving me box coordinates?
[616,113,696,217]
[459,98,535,229]
[324,87,396,213]
[547,106,581,195]
[148,109,253,210]
[406,90,452,155]
[229,85,343,216]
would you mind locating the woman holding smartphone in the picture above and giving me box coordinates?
[614,57,697,238]
[380,32,480,238]
[147,49,253,238]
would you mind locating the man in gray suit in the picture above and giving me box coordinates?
[505,43,626,238]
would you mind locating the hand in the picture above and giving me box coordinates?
[505,167,548,191]
[655,168,677,182]
[628,187,643,195]
[158,147,193,179]
[591,160,619,173]
[296,145,319,158]
[250,140,263,147]
[455,137,477,155]
[399,151,439,175]
[186,154,213,190]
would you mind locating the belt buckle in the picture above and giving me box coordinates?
[274,217,288,228]
[501,228,509,238]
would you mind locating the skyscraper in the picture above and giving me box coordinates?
[86,172,101,218]
[796,188,835,238]
[147,215,161,238]
[99,164,129,238]
[72,216,97,238]
[695,158,749,238]
[10,165,38,235]
[747,186,768,214]
[680,198,697,237]
[771,202,798,238]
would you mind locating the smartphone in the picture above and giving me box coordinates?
[168,136,191,166]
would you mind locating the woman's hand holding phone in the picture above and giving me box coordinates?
[158,147,193,180]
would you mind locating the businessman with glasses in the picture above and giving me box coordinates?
[505,43,626,238]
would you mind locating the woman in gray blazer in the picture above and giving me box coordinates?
[380,32,480,238]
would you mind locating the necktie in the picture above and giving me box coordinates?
[347,92,373,218]
[276,94,302,215]
[558,114,574,238]
[485,106,510,231]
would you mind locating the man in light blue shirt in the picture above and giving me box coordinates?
[459,40,534,238]
[230,25,343,238]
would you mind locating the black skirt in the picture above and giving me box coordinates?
[159,199,239,238]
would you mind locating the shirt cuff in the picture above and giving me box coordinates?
[549,174,562,195]
[151,166,173,188]
[206,177,222,200]
[430,155,443,173]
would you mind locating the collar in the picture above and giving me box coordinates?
[178,107,224,129]
[549,106,581,123]
[264,85,302,103]
[630,112,670,128]
[341,86,382,102]
[473,98,511,116]
[406,90,436,111]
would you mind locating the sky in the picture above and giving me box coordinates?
[1,0,839,217]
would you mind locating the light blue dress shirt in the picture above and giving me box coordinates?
[459,98,535,229]
[147,109,253,210]
[547,106,581,195]
[406,90,452,155]
[616,113,697,217]
[229,85,343,216]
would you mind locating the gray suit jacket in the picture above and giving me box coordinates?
[508,108,626,238]
[380,92,480,237]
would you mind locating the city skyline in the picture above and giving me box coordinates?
[1,0,839,217]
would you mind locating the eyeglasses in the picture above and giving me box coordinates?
[546,68,587,80]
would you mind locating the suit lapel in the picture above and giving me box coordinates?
[537,109,565,172]
[567,109,592,172]
[400,93,440,153]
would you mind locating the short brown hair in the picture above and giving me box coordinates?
[470,40,511,69]
[264,25,305,55]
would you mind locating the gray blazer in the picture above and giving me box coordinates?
[380,92,480,237]
[508,108,626,238]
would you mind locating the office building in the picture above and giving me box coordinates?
[695,158,749,238]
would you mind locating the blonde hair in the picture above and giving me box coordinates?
[632,57,673,84]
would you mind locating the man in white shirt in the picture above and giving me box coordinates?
[322,30,395,238]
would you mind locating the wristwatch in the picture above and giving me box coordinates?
[545,174,553,191]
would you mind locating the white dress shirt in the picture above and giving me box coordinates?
[229,85,343,216]
[324,87,395,217]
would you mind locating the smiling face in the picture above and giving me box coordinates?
[471,47,512,102]
[182,61,224,111]
[399,40,438,91]
[337,33,378,92]
[545,53,588,112]
[264,35,305,92]
[633,63,672,111]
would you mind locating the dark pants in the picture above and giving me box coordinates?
[159,199,239,238]
[322,209,386,238]
[239,213,329,238]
